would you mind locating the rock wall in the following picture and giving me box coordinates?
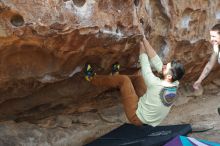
[0,0,219,122]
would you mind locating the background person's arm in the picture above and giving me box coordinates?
[193,52,217,90]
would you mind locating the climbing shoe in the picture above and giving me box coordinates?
[111,62,120,75]
[218,107,220,115]
[84,63,95,81]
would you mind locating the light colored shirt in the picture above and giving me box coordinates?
[213,45,220,64]
[136,54,179,127]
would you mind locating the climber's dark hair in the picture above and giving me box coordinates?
[211,24,220,34]
[170,60,185,82]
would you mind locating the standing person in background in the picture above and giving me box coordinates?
[193,24,220,115]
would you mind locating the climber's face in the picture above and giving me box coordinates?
[162,62,172,76]
[210,30,220,45]
[161,62,173,82]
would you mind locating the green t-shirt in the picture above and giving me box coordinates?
[136,54,179,127]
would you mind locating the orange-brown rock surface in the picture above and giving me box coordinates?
[0,0,220,124]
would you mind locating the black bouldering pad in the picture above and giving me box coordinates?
[84,123,192,146]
